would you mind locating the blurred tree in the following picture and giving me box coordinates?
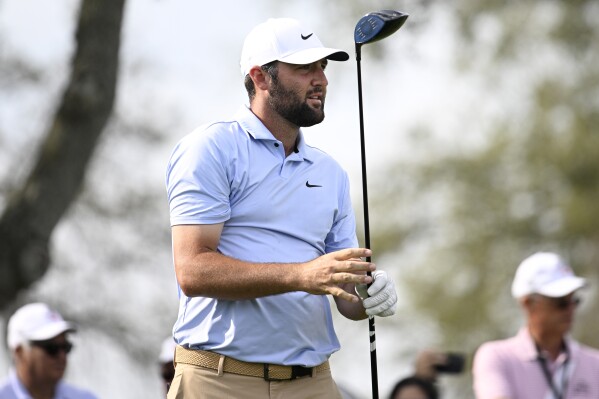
[0,0,125,309]
[365,0,599,396]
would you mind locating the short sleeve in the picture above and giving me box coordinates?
[324,170,358,252]
[166,126,232,226]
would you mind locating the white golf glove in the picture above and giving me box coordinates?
[355,270,397,317]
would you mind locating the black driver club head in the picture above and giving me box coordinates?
[354,10,408,45]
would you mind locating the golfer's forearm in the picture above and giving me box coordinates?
[175,251,303,299]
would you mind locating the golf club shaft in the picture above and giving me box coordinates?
[356,42,379,399]
[353,10,408,399]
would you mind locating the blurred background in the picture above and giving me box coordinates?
[1,0,598,398]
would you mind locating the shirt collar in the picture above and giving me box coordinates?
[235,106,312,162]
[9,368,69,399]
[517,327,578,363]
[9,369,33,399]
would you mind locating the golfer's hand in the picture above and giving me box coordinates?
[355,270,397,317]
[303,248,374,303]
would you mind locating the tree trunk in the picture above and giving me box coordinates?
[0,0,126,308]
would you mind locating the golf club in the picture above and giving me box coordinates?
[354,9,408,399]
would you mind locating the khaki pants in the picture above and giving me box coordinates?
[167,362,344,399]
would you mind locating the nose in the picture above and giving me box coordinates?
[312,65,328,87]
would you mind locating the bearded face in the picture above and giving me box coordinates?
[267,70,325,127]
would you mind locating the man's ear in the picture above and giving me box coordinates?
[521,295,535,310]
[14,344,26,361]
[248,66,270,91]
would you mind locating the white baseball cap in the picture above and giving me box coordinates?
[7,303,76,350]
[511,252,587,298]
[240,18,349,76]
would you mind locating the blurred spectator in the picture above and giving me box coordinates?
[388,376,438,399]
[0,302,98,399]
[472,252,599,398]
[388,349,464,399]
[159,337,176,396]
[413,349,460,382]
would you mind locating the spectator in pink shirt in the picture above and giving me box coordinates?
[472,251,599,399]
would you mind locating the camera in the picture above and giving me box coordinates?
[433,352,465,374]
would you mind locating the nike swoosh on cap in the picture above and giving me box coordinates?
[305,181,322,188]
[301,33,313,40]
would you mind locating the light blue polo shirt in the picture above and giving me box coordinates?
[166,106,358,367]
[0,369,98,399]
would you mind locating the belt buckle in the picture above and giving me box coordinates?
[263,364,279,381]
[291,365,313,379]
[263,364,313,381]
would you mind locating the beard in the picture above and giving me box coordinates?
[267,75,325,127]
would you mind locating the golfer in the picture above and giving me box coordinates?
[165,17,397,399]
[472,252,599,398]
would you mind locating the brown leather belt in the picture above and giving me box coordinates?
[174,346,329,381]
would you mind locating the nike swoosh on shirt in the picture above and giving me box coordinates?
[306,181,322,188]
[301,33,313,40]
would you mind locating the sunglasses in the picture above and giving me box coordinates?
[30,340,73,357]
[551,295,581,309]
